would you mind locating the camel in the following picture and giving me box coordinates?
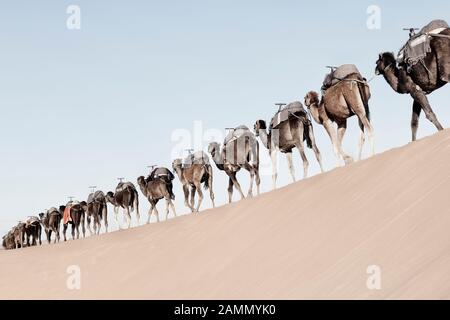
[375,27,449,141]
[23,216,42,246]
[254,103,324,189]
[12,223,26,248]
[147,167,176,200]
[137,171,177,223]
[304,74,374,165]
[172,151,215,212]
[208,126,260,203]
[106,181,140,228]
[2,231,15,250]
[39,208,62,244]
[60,201,86,241]
[84,190,108,235]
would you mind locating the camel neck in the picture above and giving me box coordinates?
[383,66,401,93]
[258,129,270,149]
[212,150,225,171]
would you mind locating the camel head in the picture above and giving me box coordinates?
[172,159,183,171]
[375,52,396,76]
[254,120,267,137]
[304,91,320,108]
[136,176,148,197]
[105,192,116,205]
[208,142,220,157]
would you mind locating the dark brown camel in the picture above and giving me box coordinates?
[208,126,260,203]
[137,174,177,223]
[172,151,215,212]
[375,27,449,141]
[106,181,140,228]
[60,201,86,241]
[84,190,108,235]
[39,208,62,244]
[23,216,42,246]
[304,75,374,166]
[254,103,324,189]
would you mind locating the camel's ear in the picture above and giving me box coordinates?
[379,53,382,60]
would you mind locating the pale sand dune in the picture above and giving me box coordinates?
[1,130,450,300]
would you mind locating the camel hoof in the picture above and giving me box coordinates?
[344,156,354,165]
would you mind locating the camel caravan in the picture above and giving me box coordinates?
[3,19,449,250]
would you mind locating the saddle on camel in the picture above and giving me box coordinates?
[321,64,366,94]
[147,167,176,200]
[398,19,449,72]
[63,200,79,225]
[223,125,255,165]
[269,102,311,146]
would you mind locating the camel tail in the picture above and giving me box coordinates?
[133,189,140,215]
[358,81,371,121]
[203,166,211,190]
[303,120,313,149]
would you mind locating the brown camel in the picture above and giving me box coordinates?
[254,103,324,189]
[84,190,108,235]
[2,231,16,250]
[106,181,140,228]
[60,201,86,241]
[39,208,62,244]
[12,223,26,248]
[23,216,42,246]
[172,151,215,212]
[304,74,374,165]
[375,26,449,140]
[208,126,260,203]
[137,173,177,223]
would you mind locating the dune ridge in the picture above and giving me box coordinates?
[1,130,449,300]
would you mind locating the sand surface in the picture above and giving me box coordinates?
[1,130,450,300]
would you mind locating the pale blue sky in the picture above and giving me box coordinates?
[1,1,449,235]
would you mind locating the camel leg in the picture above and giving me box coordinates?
[194,182,204,212]
[169,199,177,217]
[322,119,342,166]
[147,205,153,224]
[114,206,122,230]
[246,167,255,198]
[307,123,324,172]
[103,206,108,233]
[38,227,42,246]
[208,170,215,207]
[411,90,443,132]
[190,186,196,210]
[81,215,86,238]
[411,100,422,141]
[183,185,194,212]
[356,113,374,158]
[255,168,261,195]
[153,203,160,222]
[125,207,131,228]
[336,120,353,165]
[358,119,366,161]
[270,149,278,189]
[153,205,160,221]
[286,152,296,182]
[63,224,68,242]
[294,140,309,179]
[86,214,93,236]
[230,172,245,200]
[227,177,234,203]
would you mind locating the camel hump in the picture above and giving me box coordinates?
[87,191,105,204]
[398,20,449,67]
[224,125,251,145]
[184,151,210,167]
[420,19,449,35]
[322,64,361,91]
[270,101,307,129]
